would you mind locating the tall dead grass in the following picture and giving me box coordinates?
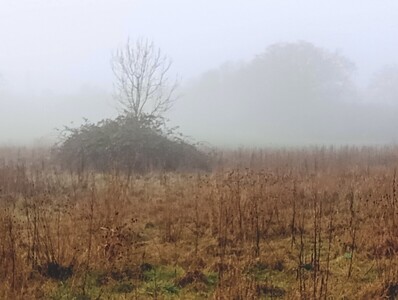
[0,146,397,299]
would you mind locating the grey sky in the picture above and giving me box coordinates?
[1,1,398,145]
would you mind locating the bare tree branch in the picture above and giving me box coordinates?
[112,38,178,125]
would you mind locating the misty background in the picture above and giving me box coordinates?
[1,0,398,146]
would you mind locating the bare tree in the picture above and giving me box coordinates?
[111,38,178,124]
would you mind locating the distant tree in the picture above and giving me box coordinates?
[190,42,355,112]
[111,38,178,127]
[56,38,209,175]
[181,41,357,144]
[248,41,356,105]
[367,64,398,104]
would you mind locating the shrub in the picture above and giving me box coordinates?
[55,114,210,174]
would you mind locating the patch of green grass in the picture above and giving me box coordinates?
[205,271,218,287]
[112,282,135,294]
[143,265,184,282]
[50,266,219,299]
[246,261,272,281]
[142,265,183,296]
[163,283,180,294]
[49,281,102,300]
[74,294,92,300]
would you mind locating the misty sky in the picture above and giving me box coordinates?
[1,1,398,145]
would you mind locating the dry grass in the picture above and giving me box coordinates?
[0,146,398,299]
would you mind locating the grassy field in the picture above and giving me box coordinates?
[1,146,398,299]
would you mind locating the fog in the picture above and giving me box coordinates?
[1,0,398,146]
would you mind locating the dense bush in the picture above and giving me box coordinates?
[55,114,210,174]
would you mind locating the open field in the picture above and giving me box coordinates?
[1,146,398,299]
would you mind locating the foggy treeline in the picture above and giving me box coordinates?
[1,41,398,147]
[173,42,398,146]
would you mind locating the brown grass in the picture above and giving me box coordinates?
[0,146,398,299]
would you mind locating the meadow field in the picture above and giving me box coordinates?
[1,146,398,299]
